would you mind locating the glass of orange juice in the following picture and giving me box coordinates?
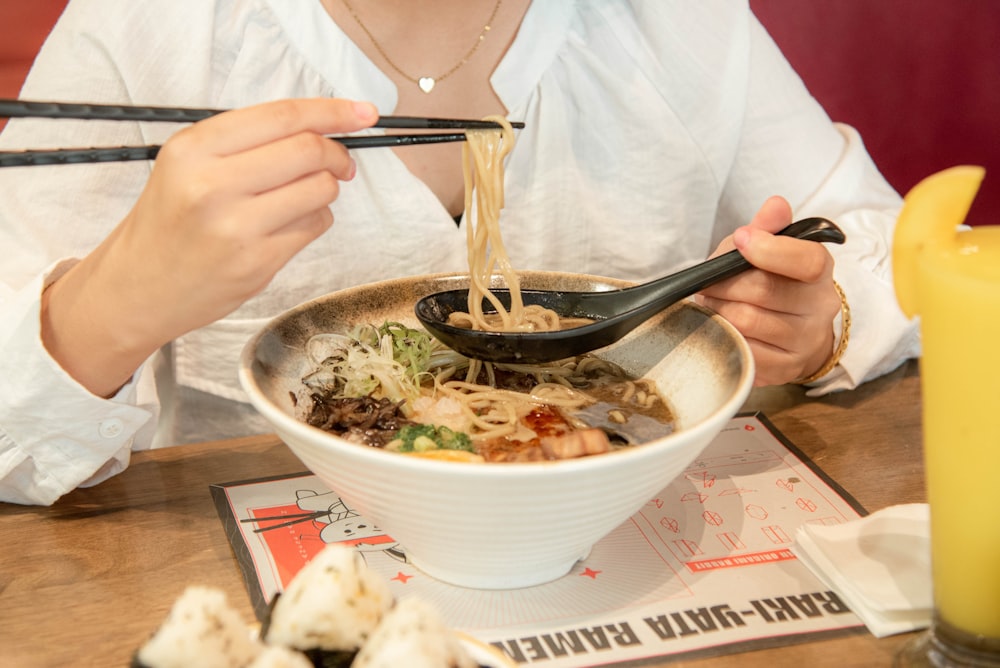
[893,167,1000,667]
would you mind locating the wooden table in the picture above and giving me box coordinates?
[0,360,926,667]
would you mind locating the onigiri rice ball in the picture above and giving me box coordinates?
[351,597,477,668]
[247,645,314,668]
[133,585,261,668]
[263,544,393,653]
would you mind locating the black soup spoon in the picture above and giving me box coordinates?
[414,217,846,364]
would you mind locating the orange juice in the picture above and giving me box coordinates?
[916,225,1000,640]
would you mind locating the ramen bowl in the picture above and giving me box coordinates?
[239,271,754,589]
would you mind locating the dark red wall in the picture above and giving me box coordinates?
[0,0,70,130]
[751,0,1000,226]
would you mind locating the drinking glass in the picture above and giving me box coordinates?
[893,166,1000,667]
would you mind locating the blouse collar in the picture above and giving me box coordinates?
[263,0,578,115]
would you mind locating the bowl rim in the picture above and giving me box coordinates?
[239,272,755,477]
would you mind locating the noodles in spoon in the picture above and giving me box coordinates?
[447,116,588,333]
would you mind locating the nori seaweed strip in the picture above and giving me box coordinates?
[260,593,357,668]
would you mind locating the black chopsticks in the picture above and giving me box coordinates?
[0,134,472,168]
[0,99,525,129]
[0,98,524,168]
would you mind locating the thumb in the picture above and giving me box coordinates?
[748,195,793,234]
[732,196,793,251]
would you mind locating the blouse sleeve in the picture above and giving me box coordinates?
[717,10,920,392]
[0,266,156,506]
[619,0,919,391]
[0,0,177,505]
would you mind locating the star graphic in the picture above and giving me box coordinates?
[580,567,602,579]
[391,571,414,584]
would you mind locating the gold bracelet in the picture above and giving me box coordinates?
[794,280,851,385]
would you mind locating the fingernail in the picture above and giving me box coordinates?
[346,158,357,181]
[352,101,378,122]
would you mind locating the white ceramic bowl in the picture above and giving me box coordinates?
[239,271,754,589]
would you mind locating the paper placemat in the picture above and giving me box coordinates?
[211,412,867,666]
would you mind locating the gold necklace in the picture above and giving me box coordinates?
[341,0,503,93]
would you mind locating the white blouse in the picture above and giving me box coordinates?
[0,0,920,504]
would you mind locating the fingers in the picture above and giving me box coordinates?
[214,207,336,299]
[209,132,351,240]
[698,196,842,386]
[728,195,831,283]
[234,169,342,245]
[155,105,361,203]
[731,225,833,284]
[264,208,336,269]
[700,261,831,319]
[151,98,369,237]
[41,98,380,399]
[700,288,805,345]
[744,337,807,387]
[706,196,792,260]
[700,289,809,371]
[701,290,837,386]
[223,131,357,195]
[187,98,379,157]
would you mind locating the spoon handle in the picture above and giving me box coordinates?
[678,216,845,287]
[606,217,846,315]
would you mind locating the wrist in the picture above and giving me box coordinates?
[40,262,157,398]
[794,280,851,385]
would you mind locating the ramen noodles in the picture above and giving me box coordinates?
[298,122,673,461]
[446,116,592,332]
[299,322,674,463]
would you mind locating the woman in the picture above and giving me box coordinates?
[0,0,919,504]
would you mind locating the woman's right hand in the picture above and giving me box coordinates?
[41,98,379,397]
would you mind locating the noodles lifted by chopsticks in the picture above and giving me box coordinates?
[299,120,676,462]
[447,116,565,333]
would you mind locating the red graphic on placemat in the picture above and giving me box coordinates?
[672,539,703,559]
[686,471,717,488]
[702,510,724,527]
[660,516,681,533]
[761,525,791,545]
[719,487,756,497]
[716,532,745,551]
[795,498,818,512]
[686,548,796,573]
[246,489,406,587]
[250,503,328,588]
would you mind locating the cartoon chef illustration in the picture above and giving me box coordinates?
[293,489,407,563]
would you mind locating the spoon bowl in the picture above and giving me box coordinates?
[415,217,845,363]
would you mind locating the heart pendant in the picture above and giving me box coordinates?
[418,77,436,93]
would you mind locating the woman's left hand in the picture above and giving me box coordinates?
[697,196,841,386]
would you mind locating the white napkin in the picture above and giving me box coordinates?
[791,503,932,638]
